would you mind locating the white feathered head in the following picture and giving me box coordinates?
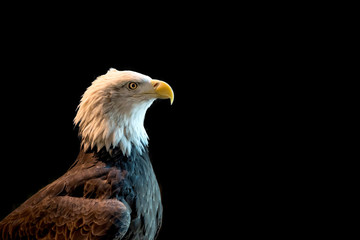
[74,68,174,156]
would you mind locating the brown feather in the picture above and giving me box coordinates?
[0,146,161,240]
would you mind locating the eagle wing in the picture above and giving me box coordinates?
[0,196,130,240]
[0,156,131,240]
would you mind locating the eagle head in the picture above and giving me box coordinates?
[74,68,174,156]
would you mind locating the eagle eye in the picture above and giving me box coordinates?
[128,82,138,90]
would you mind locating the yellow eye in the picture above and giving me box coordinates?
[128,82,138,90]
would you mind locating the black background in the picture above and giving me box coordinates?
[0,4,323,239]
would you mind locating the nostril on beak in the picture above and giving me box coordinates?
[153,82,160,88]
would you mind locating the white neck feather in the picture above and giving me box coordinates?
[74,70,154,156]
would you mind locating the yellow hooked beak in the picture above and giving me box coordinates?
[150,79,174,105]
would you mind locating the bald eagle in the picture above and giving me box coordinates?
[0,69,174,240]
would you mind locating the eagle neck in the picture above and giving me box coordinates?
[73,146,149,169]
[95,146,146,167]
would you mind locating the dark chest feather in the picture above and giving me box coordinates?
[72,147,163,239]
